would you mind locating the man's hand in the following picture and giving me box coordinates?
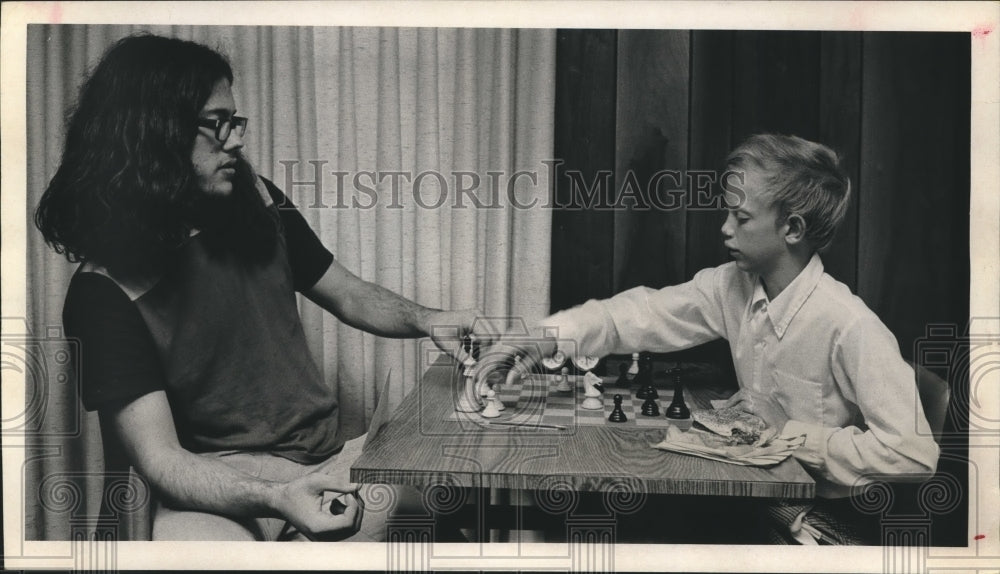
[471,322,559,390]
[726,389,790,430]
[425,308,499,364]
[276,473,362,542]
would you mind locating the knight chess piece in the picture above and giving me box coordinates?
[608,394,628,422]
[665,367,691,419]
[581,371,604,410]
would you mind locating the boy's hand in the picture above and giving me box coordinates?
[721,390,745,408]
[729,389,790,431]
[473,323,558,390]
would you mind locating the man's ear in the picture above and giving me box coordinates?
[783,214,806,245]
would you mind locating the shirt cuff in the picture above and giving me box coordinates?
[541,299,618,359]
[783,419,832,469]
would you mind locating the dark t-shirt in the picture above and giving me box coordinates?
[63,178,341,463]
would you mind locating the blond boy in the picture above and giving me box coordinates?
[494,134,940,543]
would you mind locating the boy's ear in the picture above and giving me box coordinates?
[784,214,806,245]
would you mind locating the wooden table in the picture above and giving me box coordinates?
[351,361,815,500]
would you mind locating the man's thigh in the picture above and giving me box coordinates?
[152,501,273,541]
[151,436,416,542]
[151,451,284,541]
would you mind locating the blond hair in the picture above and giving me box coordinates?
[726,134,851,253]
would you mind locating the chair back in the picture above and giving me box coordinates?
[908,361,950,444]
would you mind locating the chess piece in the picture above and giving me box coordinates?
[665,367,690,419]
[555,366,572,392]
[640,394,660,416]
[480,389,501,418]
[454,358,483,413]
[581,371,604,410]
[491,371,506,411]
[626,352,640,382]
[608,394,628,422]
[541,350,567,371]
[462,334,474,361]
[634,365,648,399]
[634,354,657,399]
[616,363,629,386]
[572,355,600,372]
[470,334,481,361]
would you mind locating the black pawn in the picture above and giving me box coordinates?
[644,383,659,400]
[665,369,690,419]
[640,395,660,416]
[616,363,629,386]
[608,394,628,422]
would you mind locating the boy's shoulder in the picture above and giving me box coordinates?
[811,271,887,331]
[704,258,889,336]
[698,260,757,291]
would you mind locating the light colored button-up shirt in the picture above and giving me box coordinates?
[544,254,940,498]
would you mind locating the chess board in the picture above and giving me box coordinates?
[447,373,690,429]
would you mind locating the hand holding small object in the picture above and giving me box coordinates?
[470,323,558,390]
[426,309,500,365]
[736,389,790,430]
[277,474,363,541]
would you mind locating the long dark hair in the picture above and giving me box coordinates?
[35,33,278,279]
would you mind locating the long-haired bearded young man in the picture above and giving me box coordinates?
[35,34,486,542]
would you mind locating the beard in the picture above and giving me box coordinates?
[190,157,280,266]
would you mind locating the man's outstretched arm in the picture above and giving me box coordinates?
[108,391,362,540]
[304,258,494,358]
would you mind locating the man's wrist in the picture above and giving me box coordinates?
[414,307,442,338]
[261,479,292,519]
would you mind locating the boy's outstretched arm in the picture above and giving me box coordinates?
[484,267,731,386]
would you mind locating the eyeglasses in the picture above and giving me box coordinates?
[195,116,248,142]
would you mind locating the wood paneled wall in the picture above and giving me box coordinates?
[551,30,970,365]
[550,30,970,546]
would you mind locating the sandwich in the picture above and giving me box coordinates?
[691,406,777,447]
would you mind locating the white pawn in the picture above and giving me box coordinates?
[581,371,604,410]
[556,366,572,392]
[626,352,640,382]
[481,389,501,418]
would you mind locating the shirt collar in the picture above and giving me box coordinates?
[750,253,825,340]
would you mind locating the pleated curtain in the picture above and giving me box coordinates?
[24,24,554,541]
